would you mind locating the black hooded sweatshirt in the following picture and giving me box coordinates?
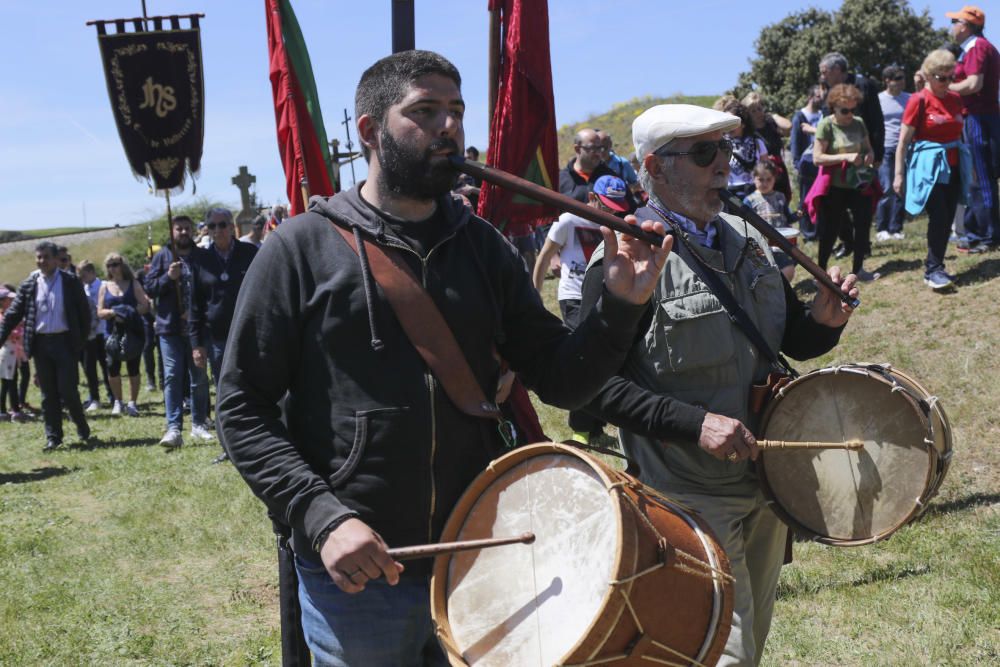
[217,186,646,574]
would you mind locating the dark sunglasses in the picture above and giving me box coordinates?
[578,144,603,152]
[106,262,121,268]
[658,138,734,168]
[836,107,856,115]
[889,75,905,81]
[931,73,955,83]
[205,222,228,230]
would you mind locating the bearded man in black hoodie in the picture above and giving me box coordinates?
[217,50,671,666]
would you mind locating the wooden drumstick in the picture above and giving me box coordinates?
[758,439,865,451]
[386,532,535,561]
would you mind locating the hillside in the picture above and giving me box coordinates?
[557,94,718,166]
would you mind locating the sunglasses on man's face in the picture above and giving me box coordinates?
[889,75,905,81]
[931,73,955,83]
[836,107,856,116]
[659,138,734,168]
[205,222,228,230]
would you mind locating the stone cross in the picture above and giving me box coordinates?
[231,165,257,224]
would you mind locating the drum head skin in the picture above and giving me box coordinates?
[441,453,619,665]
[431,443,733,666]
[759,366,946,545]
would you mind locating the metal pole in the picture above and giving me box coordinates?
[488,6,501,123]
[391,0,415,53]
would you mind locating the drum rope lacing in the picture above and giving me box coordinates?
[607,481,735,584]
[557,482,731,667]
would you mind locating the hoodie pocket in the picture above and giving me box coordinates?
[329,407,410,488]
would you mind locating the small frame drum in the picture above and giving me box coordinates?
[758,364,952,546]
[431,443,733,666]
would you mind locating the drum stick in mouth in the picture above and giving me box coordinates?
[387,532,535,561]
[758,439,865,451]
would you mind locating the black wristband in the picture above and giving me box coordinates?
[311,512,360,553]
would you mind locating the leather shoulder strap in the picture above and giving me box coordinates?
[329,220,502,422]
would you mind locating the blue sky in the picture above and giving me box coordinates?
[0,0,961,230]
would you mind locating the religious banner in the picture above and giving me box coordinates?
[266,0,335,215]
[478,0,559,239]
[93,15,205,192]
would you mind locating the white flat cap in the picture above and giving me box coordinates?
[632,104,741,160]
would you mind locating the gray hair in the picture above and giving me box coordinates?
[638,138,681,193]
[820,52,848,73]
[205,207,234,224]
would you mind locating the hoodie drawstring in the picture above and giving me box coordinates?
[353,227,385,352]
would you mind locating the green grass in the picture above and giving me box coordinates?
[0,232,133,287]
[15,227,94,238]
[1,216,998,665]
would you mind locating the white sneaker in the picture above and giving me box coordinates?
[111,400,123,416]
[159,429,183,449]
[875,230,891,242]
[85,400,99,413]
[191,424,215,441]
[891,232,905,240]
[125,402,139,417]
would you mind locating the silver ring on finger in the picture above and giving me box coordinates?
[726,451,739,462]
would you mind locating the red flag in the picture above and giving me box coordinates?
[478,0,559,239]
[266,0,335,216]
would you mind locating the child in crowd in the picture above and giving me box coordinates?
[0,287,26,422]
[743,160,797,281]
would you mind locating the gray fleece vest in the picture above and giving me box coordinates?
[594,212,787,496]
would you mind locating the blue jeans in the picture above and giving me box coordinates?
[876,147,905,233]
[206,336,226,389]
[295,556,448,667]
[963,112,1000,244]
[159,334,209,431]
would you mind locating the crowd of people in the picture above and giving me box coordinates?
[539,7,998,294]
[0,206,286,457]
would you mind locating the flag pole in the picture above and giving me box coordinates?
[488,5,501,123]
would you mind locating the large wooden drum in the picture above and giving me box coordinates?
[431,443,733,666]
[758,364,952,546]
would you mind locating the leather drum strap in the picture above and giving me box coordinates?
[330,221,503,423]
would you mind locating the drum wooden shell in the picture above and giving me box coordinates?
[758,364,952,546]
[431,443,733,666]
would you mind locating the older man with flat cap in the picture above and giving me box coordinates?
[579,104,860,666]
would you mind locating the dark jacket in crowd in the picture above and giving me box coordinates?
[216,186,647,575]
[189,240,257,349]
[145,246,201,337]
[0,269,90,357]
[559,157,637,212]
[824,73,886,163]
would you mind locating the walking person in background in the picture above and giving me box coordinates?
[876,65,912,242]
[0,242,91,451]
[720,99,767,198]
[239,214,267,248]
[895,49,971,291]
[145,215,213,449]
[78,260,112,412]
[0,287,26,422]
[809,83,880,281]
[947,5,1000,253]
[97,253,151,417]
[532,174,630,445]
[791,85,825,240]
[189,207,257,463]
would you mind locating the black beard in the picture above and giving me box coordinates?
[378,128,459,199]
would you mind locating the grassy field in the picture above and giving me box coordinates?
[0,217,997,665]
[0,230,132,288]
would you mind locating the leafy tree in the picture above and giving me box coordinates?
[735,0,948,115]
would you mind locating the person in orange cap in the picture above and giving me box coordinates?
[947,5,1000,252]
